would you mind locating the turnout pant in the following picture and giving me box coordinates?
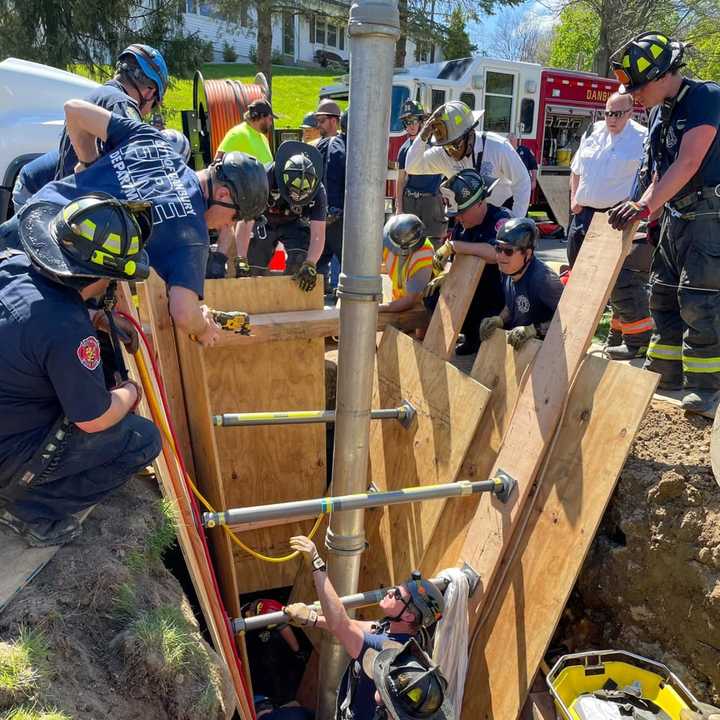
[0,414,161,524]
[644,195,720,391]
[403,190,448,247]
[248,219,310,275]
[609,240,653,349]
[317,218,343,291]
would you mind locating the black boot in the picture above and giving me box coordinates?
[0,510,82,548]
[455,335,480,356]
[606,343,647,360]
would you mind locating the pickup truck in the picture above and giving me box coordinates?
[0,57,98,221]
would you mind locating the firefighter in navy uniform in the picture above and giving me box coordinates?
[429,169,511,355]
[0,195,161,547]
[609,32,720,416]
[238,141,327,292]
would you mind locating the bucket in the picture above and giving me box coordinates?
[547,650,699,720]
[557,148,572,166]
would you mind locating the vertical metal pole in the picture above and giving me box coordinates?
[316,1,400,718]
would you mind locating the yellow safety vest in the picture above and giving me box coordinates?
[383,240,434,300]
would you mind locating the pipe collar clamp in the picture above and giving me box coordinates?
[337,272,383,301]
[325,526,366,555]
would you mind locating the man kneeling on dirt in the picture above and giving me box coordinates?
[478,218,564,349]
[0,194,161,547]
[283,535,445,720]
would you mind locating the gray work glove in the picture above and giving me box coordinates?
[478,315,504,342]
[507,324,537,349]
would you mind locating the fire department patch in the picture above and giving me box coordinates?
[77,336,101,371]
[495,218,509,232]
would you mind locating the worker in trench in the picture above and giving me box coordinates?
[233,141,327,293]
[426,169,512,355]
[0,99,268,348]
[405,100,532,219]
[0,194,161,548]
[478,218,564,349]
[609,31,720,418]
[282,535,446,720]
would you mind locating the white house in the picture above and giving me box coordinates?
[183,1,443,68]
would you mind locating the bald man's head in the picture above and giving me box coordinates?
[604,92,634,134]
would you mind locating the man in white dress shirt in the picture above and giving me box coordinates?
[406,100,532,218]
[568,92,647,265]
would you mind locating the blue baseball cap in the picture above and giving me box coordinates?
[301,112,319,129]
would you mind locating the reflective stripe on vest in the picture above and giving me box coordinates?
[383,240,434,300]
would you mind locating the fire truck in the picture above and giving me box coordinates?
[321,56,644,227]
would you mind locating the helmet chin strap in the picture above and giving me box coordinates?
[506,251,531,277]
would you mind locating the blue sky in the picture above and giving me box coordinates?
[468,0,556,47]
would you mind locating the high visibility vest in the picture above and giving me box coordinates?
[382,240,434,300]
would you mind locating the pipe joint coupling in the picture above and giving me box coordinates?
[348,0,400,38]
[325,526,366,556]
[337,272,383,301]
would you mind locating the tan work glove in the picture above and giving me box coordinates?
[283,602,319,628]
[479,315,503,342]
[422,271,448,299]
[420,107,446,143]
[507,324,537,349]
[432,240,454,274]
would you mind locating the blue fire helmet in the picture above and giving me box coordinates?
[118,44,169,103]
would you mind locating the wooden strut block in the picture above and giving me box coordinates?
[211,305,429,347]
[457,214,637,630]
[423,254,486,359]
[462,357,658,720]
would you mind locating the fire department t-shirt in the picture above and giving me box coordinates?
[19,115,209,298]
[503,255,563,330]
[0,253,110,465]
[648,78,720,198]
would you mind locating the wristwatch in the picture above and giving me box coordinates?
[312,553,327,573]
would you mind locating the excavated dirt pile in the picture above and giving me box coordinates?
[0,477,234,720]
[558,401,720,704]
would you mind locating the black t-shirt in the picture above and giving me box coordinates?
[648,78,720,199]
[0,253,111,464]
[266,165,328,226]
[503,255,563,330]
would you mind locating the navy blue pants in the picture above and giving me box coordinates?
[317,219,343,290]
[0,414,161,523]
[566,206,610,267]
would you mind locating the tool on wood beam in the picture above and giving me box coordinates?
[212,309,251,335]
[232,565,480,634]
[202,470,516,530]
[212,400,416,429]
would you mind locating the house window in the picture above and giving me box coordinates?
[415,41,430,63]
[484,70,514,133]
[338,27,345,51]
[185,0,212,15]
[327,23,337,48]
[310,15,343,48]
[283,11,294,56]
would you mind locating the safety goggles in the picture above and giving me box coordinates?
[388,587,416,616]
[443,135,466,156]
[402,118,420,128]
[604,109,631,118]
[495,245,519,257]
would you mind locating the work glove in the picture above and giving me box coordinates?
[234,256,251,278]
[283,602,319,628]
[681,704,720,720]
[92,311,139,354]
[114,378,143,413]
[478,315,504,342]
[608,200,650,230]
[420,107,446,143]
[422,271,448,299]
[432,240,454,274]
[289,535,326,572]
[211,310,251,335]
[507,324,537,349]
[293,261,318,293]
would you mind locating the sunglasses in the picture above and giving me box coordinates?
[402,119,420,128]
[604,109,631,118]
[444,137,466,155]
[495,245,519,257]
[388,587,404,601]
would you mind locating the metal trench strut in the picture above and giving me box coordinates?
[232,564,481,634]
[203,471,517,530]
[212,400,416,429]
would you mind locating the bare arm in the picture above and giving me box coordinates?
[453,240,498,263]
[76,384,138,433]
[234,220,254,258]
[395,170,407,213]
[64,100,112,165]
[307,220,326,265]
[570,172,581,214]
[379,291,421,313]
[168,286,221,346]
[642,125,718,213]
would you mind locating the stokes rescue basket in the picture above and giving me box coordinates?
[547,650,699,720]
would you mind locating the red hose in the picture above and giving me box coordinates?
[118,311,255,716]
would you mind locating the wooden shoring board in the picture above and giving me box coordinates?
[181,277,327,596]
[137,273,196,477]
[457,214,636,630]
[360,326,492,593]
[461,357,657,720]
[421,332,542,576]
[423,254,485,359]
[121,283,252,719]
[0,508,93,612]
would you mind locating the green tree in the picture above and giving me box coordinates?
[0,0,210,76]
[548,4,599,72]
[442,6,477,59]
